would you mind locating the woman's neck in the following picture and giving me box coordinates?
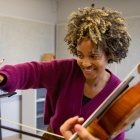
[85,70,110,87]
[84,71,111,99]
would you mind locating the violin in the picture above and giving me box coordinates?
[69,63,140,140]
[85,81,140,140]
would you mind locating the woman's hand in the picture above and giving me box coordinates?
[60,116,100,140]
[0,74,4,83]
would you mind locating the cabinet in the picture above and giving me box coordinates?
[22,88,47,140]
[36,88,47,132]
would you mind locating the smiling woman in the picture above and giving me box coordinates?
[0,5,131,140]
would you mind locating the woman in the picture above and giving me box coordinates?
[0,6,131,140]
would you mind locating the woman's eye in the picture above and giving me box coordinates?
[91,54,101,59]
[77,54,83,58]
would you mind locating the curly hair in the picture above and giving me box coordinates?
[64,6,131,63]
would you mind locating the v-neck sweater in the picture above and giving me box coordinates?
[0,58,124,139]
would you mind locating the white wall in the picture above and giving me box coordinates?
[57,0,140,24]
[0,0,57,139]
[0,0,57,23]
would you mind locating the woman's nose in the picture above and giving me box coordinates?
[82,58,92,67]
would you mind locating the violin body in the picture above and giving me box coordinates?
[85,81,140,140]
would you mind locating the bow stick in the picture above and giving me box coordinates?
[0,92,64,139]
[0,117,64,140]
[0,124,47,140]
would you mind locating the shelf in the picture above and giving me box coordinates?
[37,98,45,102]
[22,88,47,140]
[37,113,44,118]
[36,88,46,99]
[36,117,48,133]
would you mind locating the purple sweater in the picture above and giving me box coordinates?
[0,59,124,139]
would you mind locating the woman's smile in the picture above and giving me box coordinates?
[82,67,97,78]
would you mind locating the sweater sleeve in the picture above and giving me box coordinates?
[0,59,75,93]
[0,61,57,92]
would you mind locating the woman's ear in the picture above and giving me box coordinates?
[108,59,113,64]
[107,55,114,64]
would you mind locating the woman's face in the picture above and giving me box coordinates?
[77,38,109,81]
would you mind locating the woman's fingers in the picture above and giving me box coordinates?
[74,124,100,140]
[60,116,100,140]
[60,116,84,140]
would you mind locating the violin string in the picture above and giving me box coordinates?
[0,117,64,139]
[123,63,140,82]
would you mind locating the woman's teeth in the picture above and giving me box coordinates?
[84,69,93,72]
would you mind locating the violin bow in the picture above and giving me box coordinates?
[0,92,64,139]
[0,117,64,140]
[0,124,47,140]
